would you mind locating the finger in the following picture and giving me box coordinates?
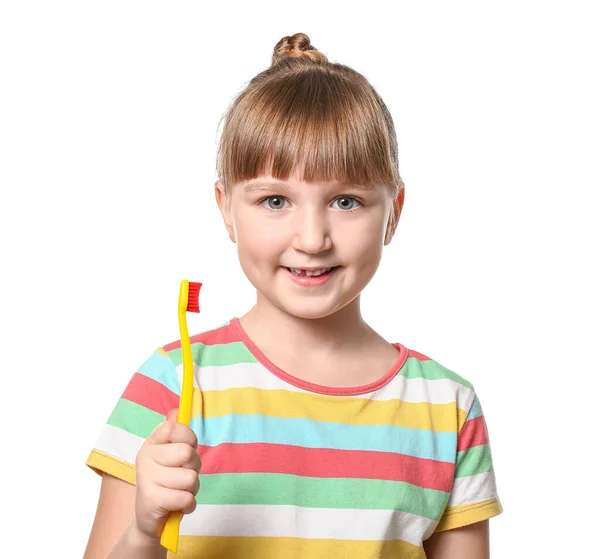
[191,449,202,473]
[171,446,202,472]
[148,420,198,448]
[154,485,198,516]
[166,408,179,423]
[155,466,200,495]
[153,442,199,468]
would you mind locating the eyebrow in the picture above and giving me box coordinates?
[242,180,375,193]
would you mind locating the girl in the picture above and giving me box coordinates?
[84,32,502,559]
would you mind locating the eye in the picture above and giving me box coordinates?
[332,196,362,211]
[258,195,362,212]
[259,196,288,211]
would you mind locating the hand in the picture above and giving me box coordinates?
[133,408,202,541]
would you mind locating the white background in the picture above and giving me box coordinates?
[1,1,598,557]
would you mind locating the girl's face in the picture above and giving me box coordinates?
[215,174,397,320]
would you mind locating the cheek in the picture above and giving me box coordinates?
[354,240,384,268]
[235,217,283,266]
[236,210,281,241]
[338,215,386,256]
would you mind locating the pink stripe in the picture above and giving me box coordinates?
[457,416,489,452]
[198,442,454,491]
[121,373,179,414]
[406,348,433,361]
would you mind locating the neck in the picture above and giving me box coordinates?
[239,293,374,354]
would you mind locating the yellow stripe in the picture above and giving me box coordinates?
[171,535,425,559]
[85,449,136,485]
[190,387,466,432]
[157,347,170,358]
[434,498,503,532]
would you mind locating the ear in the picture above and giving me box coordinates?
[384,187,405,246]
[215,180,236,243]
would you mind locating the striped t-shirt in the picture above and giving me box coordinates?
[86,317,502,558]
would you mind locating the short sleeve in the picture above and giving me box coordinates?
[85,347,181,485]
[434,391,503,532]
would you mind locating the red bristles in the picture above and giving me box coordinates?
[187,281,202,313]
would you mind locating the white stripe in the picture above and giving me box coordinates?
[447,471,498,506]
[179,361,473,410]
[93,424,144,465]
[180,503,435,545]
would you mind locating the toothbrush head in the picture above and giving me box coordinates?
[179,280,202,314]
[186,281,202,313]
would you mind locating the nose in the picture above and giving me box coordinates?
[291,207,333,254]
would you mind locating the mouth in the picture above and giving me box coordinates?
[281,265,341,286]
[284,266,340,277]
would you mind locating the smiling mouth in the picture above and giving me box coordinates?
[284,266,340,277]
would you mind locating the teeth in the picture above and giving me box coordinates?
[306,268,330,277]
[290,267,332,277]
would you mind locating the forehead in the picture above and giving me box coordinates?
[241,177,377,194]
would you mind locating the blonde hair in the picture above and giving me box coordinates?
[216,32,405,241]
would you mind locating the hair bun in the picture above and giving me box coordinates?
[272,32,328,65]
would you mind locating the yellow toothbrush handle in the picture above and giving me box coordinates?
[160,280,195,554]
[161,512,183,553]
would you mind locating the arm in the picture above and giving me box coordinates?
[83,473,166,559]
[423,519,489,559]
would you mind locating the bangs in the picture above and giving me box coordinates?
[217,67,401,195]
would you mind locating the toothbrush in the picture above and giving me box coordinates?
[160,279,202,554]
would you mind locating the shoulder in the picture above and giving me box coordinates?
[403,346,474,389]
[400,345,477,417]
[156,318,252,369]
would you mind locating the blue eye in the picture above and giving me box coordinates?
[258,195,362,212]
[333,196,361,211]
[259,196,288,211]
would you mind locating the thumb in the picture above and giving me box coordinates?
[166,408,179,423]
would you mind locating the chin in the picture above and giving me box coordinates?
[273,295,354,321]
[283,306,336,320]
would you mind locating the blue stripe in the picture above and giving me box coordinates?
[192,414,457,463]
[138,350,181,395]
[466,394,483,421]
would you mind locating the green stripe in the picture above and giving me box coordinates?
[455,444,493,478]
[166,341,258,368]
[399,357,474,389]
[108,398,164,439]
[197,472,448,520]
